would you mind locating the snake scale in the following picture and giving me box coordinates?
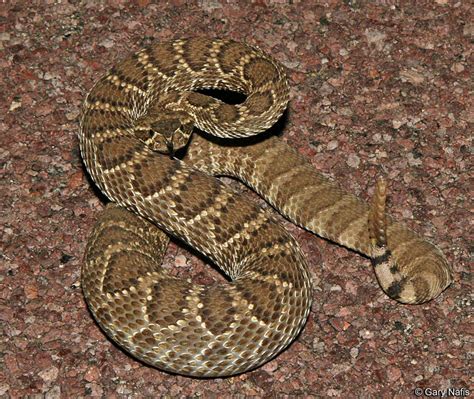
[79,38,452,377]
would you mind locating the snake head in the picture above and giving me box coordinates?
[149,116,194,155]
[134,112,194,156]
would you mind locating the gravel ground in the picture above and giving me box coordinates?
[1,1,471,398]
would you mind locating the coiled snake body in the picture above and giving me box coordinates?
[79,38,452,377]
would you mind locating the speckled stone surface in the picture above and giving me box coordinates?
[1,1,471,398]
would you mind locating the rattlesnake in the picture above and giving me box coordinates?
[79,38,452,377]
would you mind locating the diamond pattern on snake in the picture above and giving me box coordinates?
[79,38,452,377]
